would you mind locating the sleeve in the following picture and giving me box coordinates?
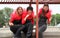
[9,13,15,23]
[31,12,34,25]
[34,8,42,19]
[46,11,51,24]
[38,8,42,17]
[22,13,27,24]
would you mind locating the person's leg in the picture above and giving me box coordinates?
[22,26,28,38]
[26,23,33,38]
[15,25,25,38]
[10,26,18,34]
[39,24,47,38]
[39,24,47,32]
[23,26,28,35]
[14,28,21,38]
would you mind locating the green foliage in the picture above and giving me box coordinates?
[0,7,13,26]
[3,7,13,22]
[55,14,60,24]
[0,10,5,25]
[51,14,60,26]
[51,15,55,26]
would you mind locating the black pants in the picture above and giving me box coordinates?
[38,24,47,38]
[10,24,26,38]
[25,23,33,38]
[10,23,33,38]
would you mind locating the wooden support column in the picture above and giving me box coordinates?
[36,0,38,38]
[29,0,32,6]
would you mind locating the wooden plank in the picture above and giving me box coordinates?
[0,2,60,4]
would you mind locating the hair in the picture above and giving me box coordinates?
[16,6,23,12]
[27,6,33,11]
[43,3,49,7]
[43,3,49,13]
[42,3,49,15]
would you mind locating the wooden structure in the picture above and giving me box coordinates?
[36,0,38,38]
[0,0,60,4]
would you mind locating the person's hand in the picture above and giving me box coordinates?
[24,14,30,20]
[9,22,14,26]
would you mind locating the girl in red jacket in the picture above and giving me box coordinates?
[38,4,51,38]
[22,6,34,38]
[9,7,24,38]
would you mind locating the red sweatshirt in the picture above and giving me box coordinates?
[38,8,51,24]
[22,11,34,24]
[9,11,22,23]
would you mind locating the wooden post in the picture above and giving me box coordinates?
[36,0,38,38]
[29,0,32,6]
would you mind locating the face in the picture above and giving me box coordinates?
[17,7,23,15]
[27,10,32,15]
[43,6,49,12]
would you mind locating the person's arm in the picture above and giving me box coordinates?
[46,11,51,24]
[38,8,42,21]
[22,13,30,24]
[9,13,15,26]
[31,13,34,25]
[24,14,30,21]
[38,8,42,17]
[9,22,14,26]
[48,17,52,24]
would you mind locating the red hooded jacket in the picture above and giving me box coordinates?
[9,11,22,23]
[38,8,51,24]
[22,11,34,25]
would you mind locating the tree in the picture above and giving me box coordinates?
[3,7,13,23]
[51,14,60,26]
[0,7,13,26]
[55,14,60,24]
[0,10,5,25]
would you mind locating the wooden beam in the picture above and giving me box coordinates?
[0,2,30,4]
[0,2,60,4]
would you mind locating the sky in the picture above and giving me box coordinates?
[0,4,60,15]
